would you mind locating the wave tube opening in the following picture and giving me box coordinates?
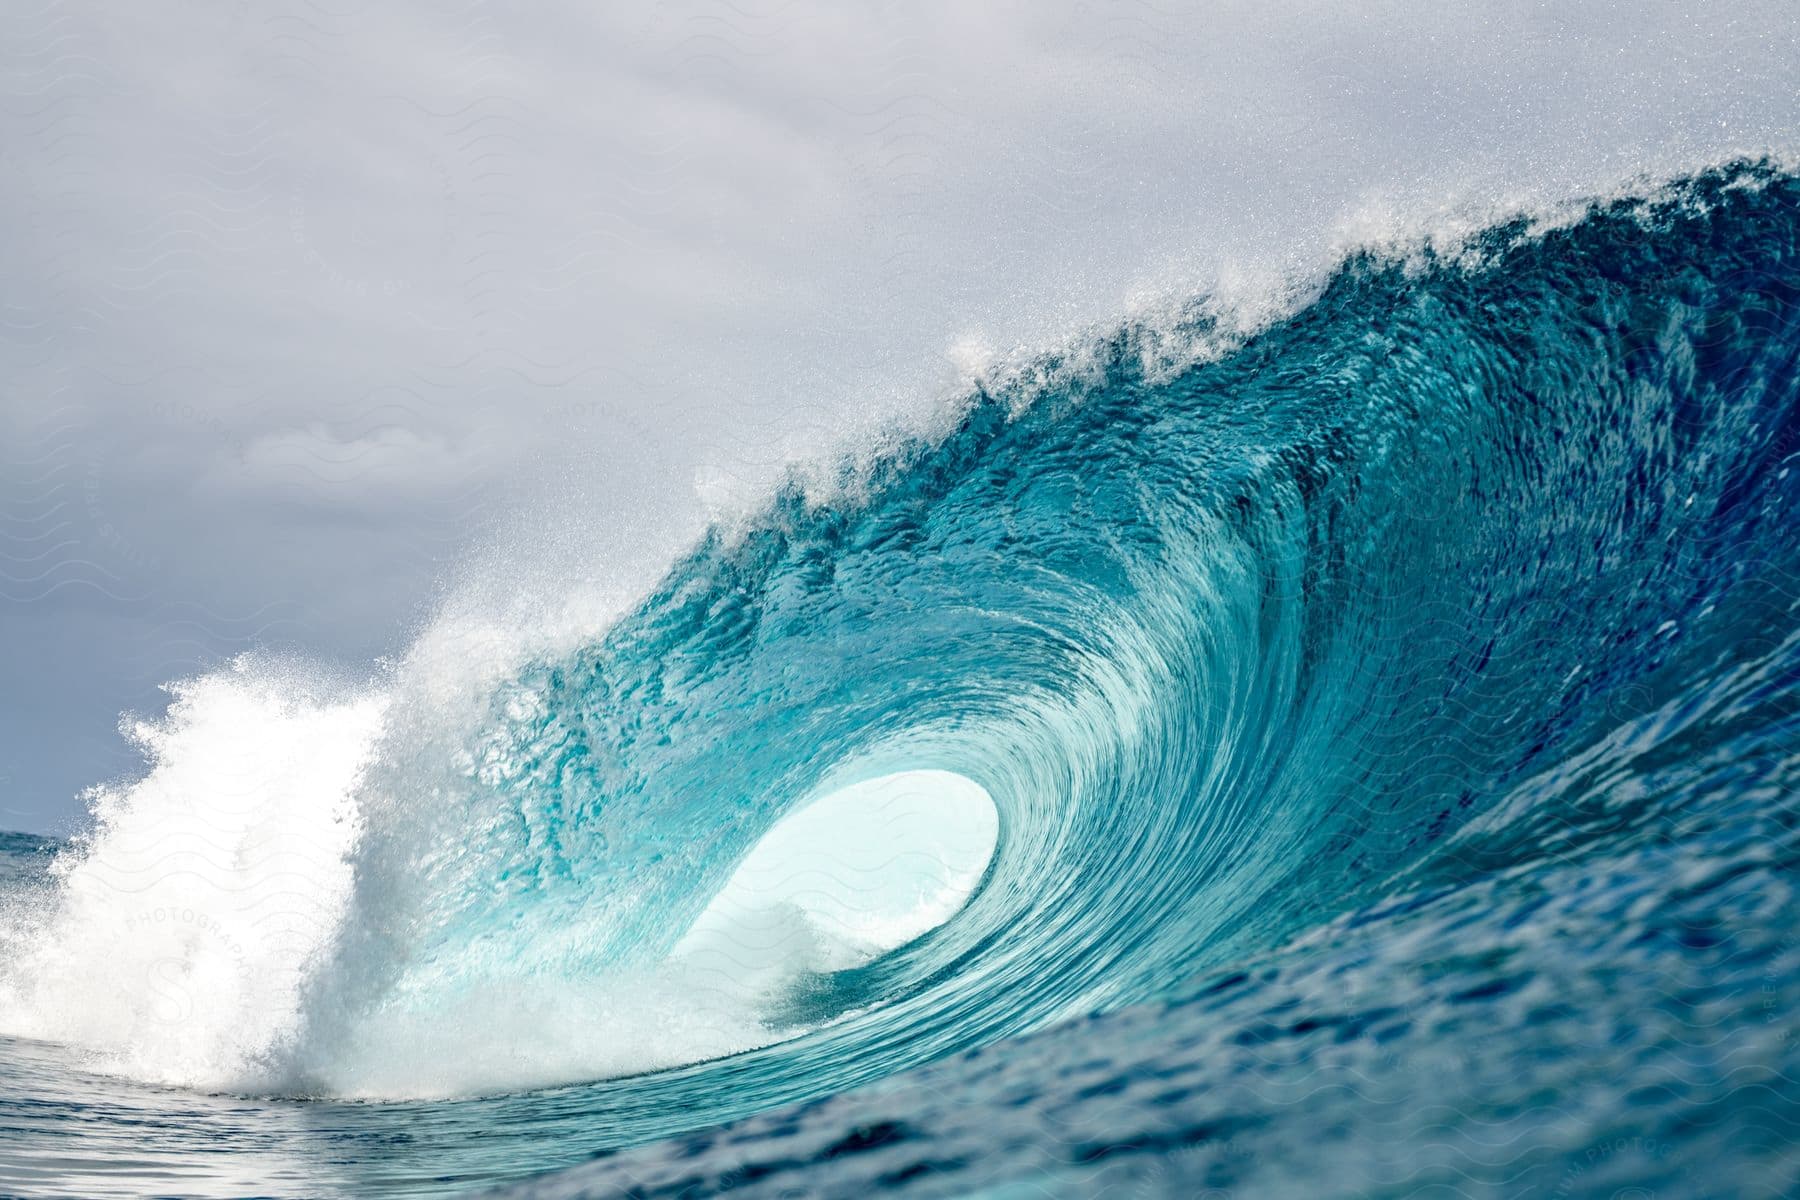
[676,769,1000,1017]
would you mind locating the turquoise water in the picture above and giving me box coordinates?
[3,161,1800,1197]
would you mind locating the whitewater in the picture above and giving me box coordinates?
[0,155,1796,1197]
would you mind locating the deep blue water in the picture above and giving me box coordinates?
[3,161,1800,1198]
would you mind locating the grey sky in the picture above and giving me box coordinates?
[3,1,1797,832]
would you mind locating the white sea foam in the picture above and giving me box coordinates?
[0,661,383,1089]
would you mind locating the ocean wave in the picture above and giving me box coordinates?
[3,161,1798,1156]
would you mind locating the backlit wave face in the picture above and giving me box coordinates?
[4,164,1800,1162]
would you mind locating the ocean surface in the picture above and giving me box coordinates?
[3,161,1800,1198]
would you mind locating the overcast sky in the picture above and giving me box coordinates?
[3,1,1797,833]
